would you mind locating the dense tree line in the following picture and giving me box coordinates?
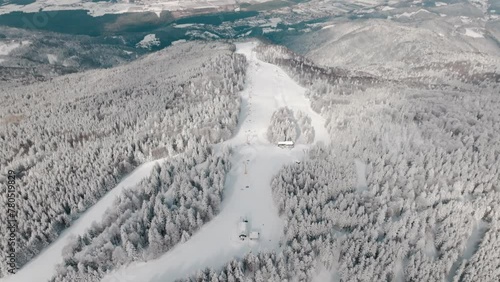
[0,41,247,277]
[295,111,315,144]
[267,107,314,144]
[181,43,499,281]
[267,107,298,143]
[51,144,231,281]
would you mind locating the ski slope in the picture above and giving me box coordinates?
[101,41,329,282]
[2,157,169,282]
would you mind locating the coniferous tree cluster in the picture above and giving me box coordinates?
[50,144,231,282]
[0,41,246,277]
[295,111,315,144]
[181,44,499,282]
[267,107,298,143]
[267,107,314,144]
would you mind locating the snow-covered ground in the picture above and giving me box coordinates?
[0,41,26,55]
[354,159,368,192]
[394,9,430,18]
[381,6,395,11]
[101,41,329,282]
[464,28,484,38]
[0,40,30,62]
[0,0,268,17]
[2,40,328,282]
[447,220,489,281]
[136,34,161,49]
[1,157,169,282]
[46,54,58,64]
[312,265,337,282]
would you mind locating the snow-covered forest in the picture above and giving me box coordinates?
[1,8,499,280]
[51,145,231,282]
[267,107,314,144]
[0,26,142,87]
[180,41,500,281]
[267,107,298,143]
[0,41,246,278]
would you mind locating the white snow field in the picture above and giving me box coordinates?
[1,157,170,282]
[101,41,329,282]
[0,40,30,63]
[0,41,27,55]
[464,28,484,38]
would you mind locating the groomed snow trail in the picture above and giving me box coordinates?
[2,158,169,282]
[102,41,329,282]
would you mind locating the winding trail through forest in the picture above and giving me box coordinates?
[2,157,170,282]
[102,41,329,282]
[446,220,489,282]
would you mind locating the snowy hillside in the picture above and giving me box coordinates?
[0,41,246,279]
[174,22,498,278]
[100,40,329,282]
[293,18,500,82]
[1,0,499,280]
[1,157,170,282]
[0,26,140,87]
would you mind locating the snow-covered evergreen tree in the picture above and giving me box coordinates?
[267,107,298,143]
